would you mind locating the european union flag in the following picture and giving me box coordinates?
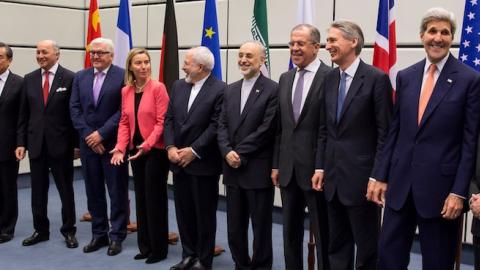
[201,0,222,80]
[460,0,480,71]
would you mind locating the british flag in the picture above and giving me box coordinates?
[459,0,480,72]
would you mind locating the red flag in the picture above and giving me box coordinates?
[85,0,102,68]
[159,0,179,93]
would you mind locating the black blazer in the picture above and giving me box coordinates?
[273,61,332,191]
[164,74,225,176]
[17,65,76,159]
[320,60,393,206]
[218,74,278,189]
[0,71,23,161]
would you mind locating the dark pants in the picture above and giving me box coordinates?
[281,179,329,270]
[130,148,169,258]
[173,171,219,267]
[0,159,19,236]
[226,186,274,270]
[327,194,379,270]
[474,235,480,270]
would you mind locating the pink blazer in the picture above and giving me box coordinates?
[115,79,169,153]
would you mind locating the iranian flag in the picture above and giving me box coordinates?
[251,0,270,77]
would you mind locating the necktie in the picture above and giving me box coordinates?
[292,69,307,122]
[418,64,437,124]
[336,71,348,122]
[93,72,105,105]
[43,71,50,105]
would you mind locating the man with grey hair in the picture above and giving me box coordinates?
[16,40,78,248]
[367,7,480,269]
[165,46,225,270]
[70,37,129,256]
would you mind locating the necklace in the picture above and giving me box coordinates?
[134,80,148,93]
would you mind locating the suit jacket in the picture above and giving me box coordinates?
[164,74,225,176]
[115,79,169,154]
[0,71,23,161]
[218,74,278,189]
[17,65,76,159]
[320,61,393,206]
[374,54,480,218]
[272,61,332,191]
[70,65,125,150]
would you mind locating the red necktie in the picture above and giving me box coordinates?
[418,64,436,124]
[43,71,50,105]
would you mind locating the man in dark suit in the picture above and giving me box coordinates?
[271,24,331,270]
[217,41,278,269]
[470,181,480,269]
[15,40,78,248]
[0,42,23,244]
[165,46,225,270]
[312,21,393,270]
[367,7,480,269]
[70,38,128,256]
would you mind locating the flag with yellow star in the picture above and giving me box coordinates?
[201,0,222,79]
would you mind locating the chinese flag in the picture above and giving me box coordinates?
[85,0,102,68]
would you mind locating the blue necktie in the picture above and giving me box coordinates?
[336,71,347,122]
[292,69,306,122]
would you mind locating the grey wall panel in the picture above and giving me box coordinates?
[6,0,85,9]
[9,48,84,76]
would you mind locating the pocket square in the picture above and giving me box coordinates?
[56,87,67,92]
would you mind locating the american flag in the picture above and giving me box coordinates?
[373,0,397,90]
[460,0,480,71]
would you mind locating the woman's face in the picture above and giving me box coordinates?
[130,53,151,81]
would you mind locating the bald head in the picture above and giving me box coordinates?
[238,41,266,79]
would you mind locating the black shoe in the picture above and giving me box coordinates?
[83,236,109,253]
[0,234,13,243]
[134,253,149,260]
[145,255,166,264]
[22,231,49,246]
[190,259,210,270]
[107,241,122,256]
[170,256,197,270]
[65,233,78,248]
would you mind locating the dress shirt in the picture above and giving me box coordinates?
[187,74,209,111]
[338,56,361,95]
[42,62,59,93]
[420,55,448,95]
[93,65,111,84]
[291,59,321,112]
[0,69,9,97]
[240,73,260,113]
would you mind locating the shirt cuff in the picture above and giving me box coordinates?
[450,193,466,200]
[369,177,377,182]
[191,147,201,159]
[315,169,324,173]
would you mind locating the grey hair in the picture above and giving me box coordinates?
[240,40,266,57]
[38,40,60,54]
[90,37,115,53]
[188,46,215,71]
[420,7,456,38]
[291,24,321,44]
[328,20,364,55]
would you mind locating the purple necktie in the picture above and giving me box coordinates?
[93,72,105,105]
[292,69,306,122]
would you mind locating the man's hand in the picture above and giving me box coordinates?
[110,148,125,166]
[128,147,144,161]
[226,151,241,168]
[73,148,81,160]
[177,147,196,168]
[366,180,387,207]
[470,193,480,217]
[15,147,26,161]
[311,171,324,191]
[441,194,464,220]
[91,143,106,155]
[85,131,103,148]
[271,169,279,187]
[167,147,180,164]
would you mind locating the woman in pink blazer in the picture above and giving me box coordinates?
[111,48,169,264]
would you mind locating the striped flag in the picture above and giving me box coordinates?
[251,0,271,77]
[459,0,480,71]
[289,0,315,69]
[373,0,397,90]
[113,0,133,67]
[201,0,222,80]
[84,0,102,68]
[159,0,179,93]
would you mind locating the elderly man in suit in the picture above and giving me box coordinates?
[165,46,225,270]
[312,21,393,270]
[70,37,128,256]
[16,40,78,248]
[368,7,480,270]
[0,42,23,243]
[271,24,332,270]
[217,41,278,269]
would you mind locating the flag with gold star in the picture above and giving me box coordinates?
[460,0,480,71]
[85,0,102,68]
[201,0,222,79]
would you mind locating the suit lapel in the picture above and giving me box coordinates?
[284,70,296,125]
[96,67,112,106]
[46,65,63,107]
[327,70,340,127]
[0,73,13,105]
[187,75,212,118]
[234,75,264,132]
[33,69,44,108]
[337,61,365,125]
[296,65,324,125]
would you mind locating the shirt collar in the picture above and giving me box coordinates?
[0,69,9,82]
[94,65,111,75]
[300,58,321,73]
[340,57,360,78]
[243,72,261,84]
[424,54,449,75]
[42,62,59,75]
[193,73,210,89]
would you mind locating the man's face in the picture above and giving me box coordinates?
[90,43,113,71]
[325,27,357,67]
[237,43,264,79]
[36,41,58,70]
[289,28,320,69]
[421,20,453,64]
[0,47,12,74]
[182,52,202,83]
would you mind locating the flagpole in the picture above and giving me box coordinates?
[225,0,230,84]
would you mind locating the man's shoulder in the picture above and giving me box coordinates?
[108,65,125,76]
[7,72,23,83]
[23,68,41,80]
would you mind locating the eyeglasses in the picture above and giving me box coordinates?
[288,41,317,48]
[89,51,110,56]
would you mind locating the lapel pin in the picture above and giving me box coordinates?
[447,79,452,83]
[255,89,260,93]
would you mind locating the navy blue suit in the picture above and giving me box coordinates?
[375,54,480,269]
[70,65,129,242]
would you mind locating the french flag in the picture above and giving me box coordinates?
[113,0,133,67]
[373,0,397,90]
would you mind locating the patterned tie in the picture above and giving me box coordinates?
[292,69,307,122]
[336,71,348,122]
[92,71,105,105]
[43,71,50,105]
[418,64,437,124]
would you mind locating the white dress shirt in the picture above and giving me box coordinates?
[188,74,209,111]
[240,73,260,113]
[291,58,321,112]
[42,62,59,93]
[0,69,9,97]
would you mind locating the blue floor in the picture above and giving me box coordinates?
[0,176,474,269]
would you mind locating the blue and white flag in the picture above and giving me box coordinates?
[460,0,480,71]
[113,0,133,67]
[201,0,222,80]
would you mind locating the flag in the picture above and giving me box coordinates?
[251,0,271,77]
[113,0,133,67]
[159,0,179,93]
[85,0,102,68]
[289,0,315,69]
[459,0,480,71]
[373,0,398,90]
[201,0,222,80]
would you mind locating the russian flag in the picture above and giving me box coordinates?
[113,0,133,67]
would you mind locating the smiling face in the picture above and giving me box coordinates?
[0,47,12,74]
[325,27,357,70]
[237,42,264,79]
[421,20,453,64]
[90,42,113,71]
[36,40,59,70]
[289,27,320,69]
[129,53,151,82]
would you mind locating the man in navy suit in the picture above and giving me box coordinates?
[367,7,480,269]
[165,46,225,270]
[217,41,278,269]
[70,37,128,256]
[16,40,78,248]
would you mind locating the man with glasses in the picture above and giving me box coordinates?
[70,37,129,256]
